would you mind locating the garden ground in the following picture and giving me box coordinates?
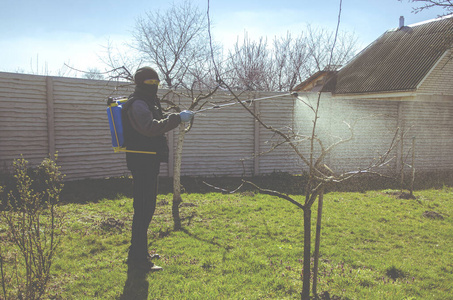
[1,174,452,299]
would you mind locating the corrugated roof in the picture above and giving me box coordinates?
[292,70,337,92]
[324,16,453,95]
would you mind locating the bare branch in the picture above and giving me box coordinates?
[242,180,305,210]
[202,181,244,194]
[406,0,453,14]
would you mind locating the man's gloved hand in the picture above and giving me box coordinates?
[180,110,194,122]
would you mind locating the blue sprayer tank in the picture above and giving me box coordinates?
[107,97,128,152]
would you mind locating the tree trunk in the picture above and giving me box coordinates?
[301,207,312,300]
[312,189,324,296]
[172,124,186,231]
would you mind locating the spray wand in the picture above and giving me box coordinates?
[193,92,299,114]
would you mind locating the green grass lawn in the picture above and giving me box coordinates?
[2,183,452,299]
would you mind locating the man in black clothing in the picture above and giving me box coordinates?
[122,67,193,272]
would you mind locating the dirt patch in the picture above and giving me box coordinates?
[397,192,416,199]
[383,190,416,199]
[180,202,197,207]
[317,291,350,300]
[97,217,125,232]
[422,211,444,220]
[386,266,406,280]
[157,199,169,206]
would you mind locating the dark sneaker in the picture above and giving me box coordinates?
[145,255,163,272]
[148,253,161,260]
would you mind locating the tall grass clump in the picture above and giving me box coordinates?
[0,155,64,300]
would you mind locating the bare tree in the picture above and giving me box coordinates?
[102,1,221,230]
[303,25,358,76]
[270,33,309,91]
[160,86,220,230]
[132,0,213,89]
[206,1,400,298]
[218,89,399,299]
[225,27,358,92]
[82,68,105,80]
[226,34,270,91]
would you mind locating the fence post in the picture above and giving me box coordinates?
[46,77,56,156]
[396,101,404,175]
[410,136,416,197]
[254,100,260,176]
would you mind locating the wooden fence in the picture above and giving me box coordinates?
[0,72,452,180]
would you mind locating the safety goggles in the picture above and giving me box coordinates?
[144,79,160,86]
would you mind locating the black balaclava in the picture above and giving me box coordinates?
[133,67,160,99]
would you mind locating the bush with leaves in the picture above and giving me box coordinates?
[0,155,64,300]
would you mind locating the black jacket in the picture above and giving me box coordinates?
[122,87,180,170]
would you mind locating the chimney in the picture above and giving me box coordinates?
[399,16,404,29]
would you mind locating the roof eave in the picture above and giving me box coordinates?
[331,89,417,100]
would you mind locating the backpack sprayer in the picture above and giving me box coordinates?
[107,93,299,152]
[106,97,157,154]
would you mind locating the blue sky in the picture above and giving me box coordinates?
[0,0,447,76]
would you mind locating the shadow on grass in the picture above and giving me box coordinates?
[61,177,133,204]
[60,173,307,204]
[119,268,149,300]
[59,171,453,204]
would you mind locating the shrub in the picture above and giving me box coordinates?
[0,155,64,300]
